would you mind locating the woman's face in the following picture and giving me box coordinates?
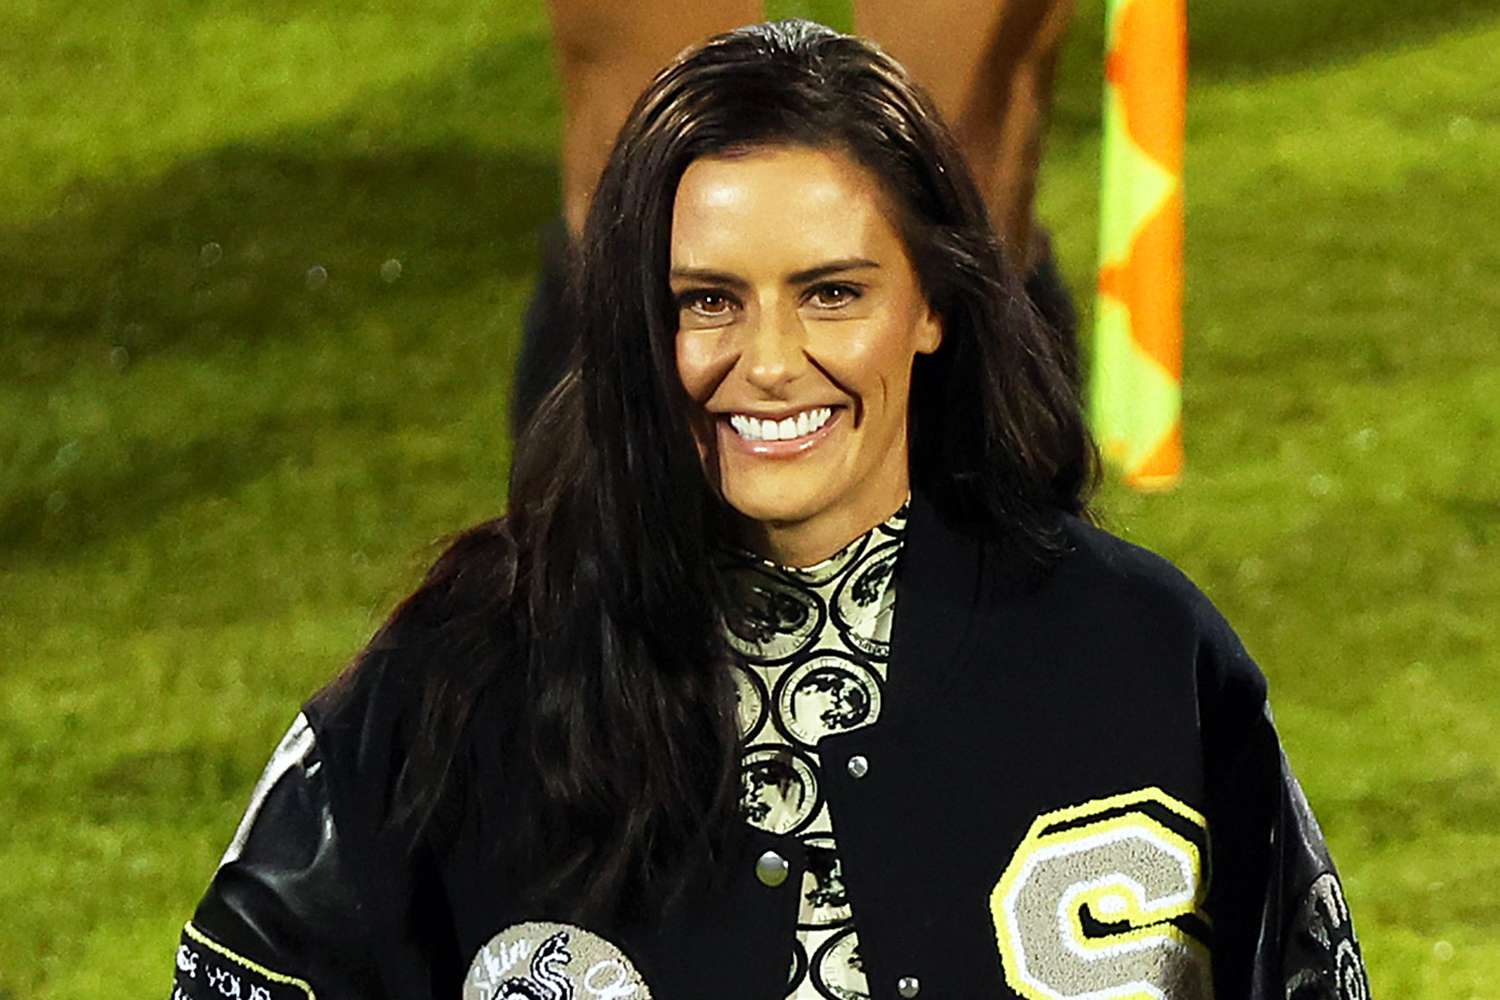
[671,145,941,564]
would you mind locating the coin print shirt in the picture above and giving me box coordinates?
[722,503,906,1000]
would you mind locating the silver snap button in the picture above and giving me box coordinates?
[846,754,869,779]
[897,975,921,997]
[755,849,789,888]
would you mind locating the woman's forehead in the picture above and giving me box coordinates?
[669,146,905,272]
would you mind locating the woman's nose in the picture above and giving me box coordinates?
[741,311,806,392]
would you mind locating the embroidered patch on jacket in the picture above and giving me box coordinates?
[1284,873,1371,1000]
[464,922,652,1000]
[172,922,314,1000]
[990,787,1214,1000]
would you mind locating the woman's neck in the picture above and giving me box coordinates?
[735,494,909,569]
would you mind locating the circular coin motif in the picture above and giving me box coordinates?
[464,921,652,1000]
[788,938,810,993]
[773,653,884,749]
[723,567,824,665]
[731,662,769,741]
[811,925,870,1000]
[832,541,900,659]
[798,834,853,929]
[739,744,820,835]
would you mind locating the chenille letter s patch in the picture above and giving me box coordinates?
[990,787,1213,1000]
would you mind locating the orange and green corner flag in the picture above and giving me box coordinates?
[1090,0,1187,490]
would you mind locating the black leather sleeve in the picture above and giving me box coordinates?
[1265,754,1373,1000]
[1216,707,1372,1000]
[1193,591,1372,1000]
[169,715,384,1000]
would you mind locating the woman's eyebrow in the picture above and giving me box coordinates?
[786,258,881,284]
[668,267,750,290]
[668,258,881,288]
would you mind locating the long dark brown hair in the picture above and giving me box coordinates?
[374,20,1094,920]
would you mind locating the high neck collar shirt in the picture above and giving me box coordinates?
[721,503,908,1000]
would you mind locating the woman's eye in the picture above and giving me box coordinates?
[807,283,861,309]
[678,291,737,320]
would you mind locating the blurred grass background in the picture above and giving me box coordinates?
[1,0,1496,996]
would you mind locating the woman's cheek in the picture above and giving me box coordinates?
[808,323,895,390]
[675,330,738,401]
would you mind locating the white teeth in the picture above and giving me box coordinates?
[727,407,833,442]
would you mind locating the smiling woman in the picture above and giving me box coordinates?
[168,20,1368,1000]
[672,147,942,565]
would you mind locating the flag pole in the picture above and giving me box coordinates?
[1090,0,1187,490]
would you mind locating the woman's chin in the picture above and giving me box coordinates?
[721,488,826,532]
[715,447,839,532]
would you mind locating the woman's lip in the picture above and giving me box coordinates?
[717,408,843,457]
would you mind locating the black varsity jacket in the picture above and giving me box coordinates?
[170,495,1371,1000]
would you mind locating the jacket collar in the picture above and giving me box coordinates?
[882,492,984,724]
[883,491,1065,723]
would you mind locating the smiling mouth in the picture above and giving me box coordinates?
[727,407,835,443]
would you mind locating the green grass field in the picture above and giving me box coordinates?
[2,1,1497,996]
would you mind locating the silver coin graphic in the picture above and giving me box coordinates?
[774,654,883,748]
[788,938,810,992]
[732,662,768,740]
[723,567,824,665]
[832,541,900,659]
[811,925,870,1000]
[739,745,820,835]
[798,835,853,929]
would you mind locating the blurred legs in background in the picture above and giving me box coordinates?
[860,0,1071,273]
[549,0,762,240]
[511,0,757,433]
[859,0,1078,379]
[512,0,1076,436]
